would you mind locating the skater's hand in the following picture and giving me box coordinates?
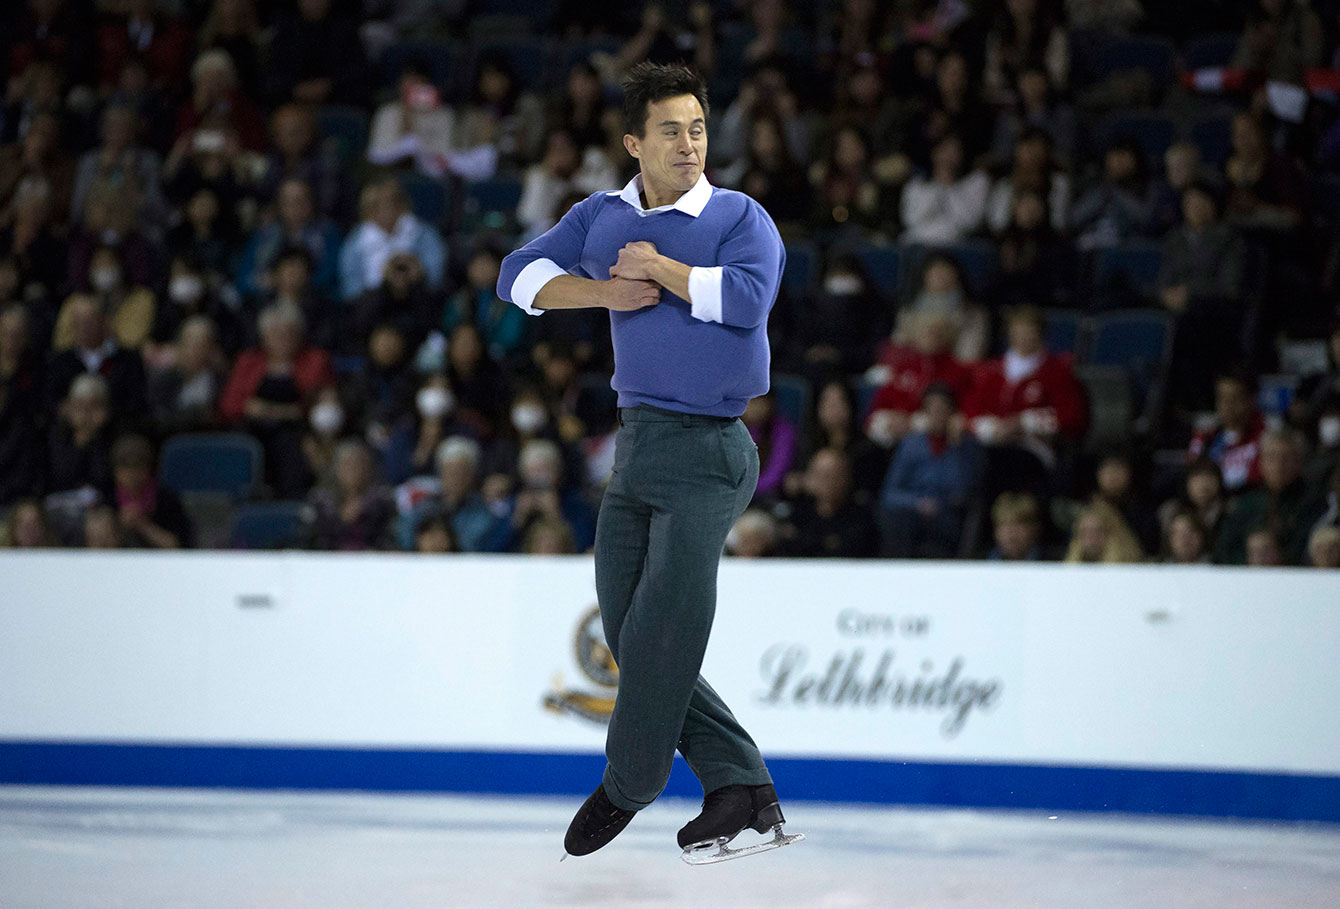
[609,242,661,282]
[601,276,661,312]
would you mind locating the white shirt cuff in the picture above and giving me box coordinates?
[688,266,723,324]
[510,258,567,316]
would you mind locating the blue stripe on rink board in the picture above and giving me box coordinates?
[1,742,1336,823]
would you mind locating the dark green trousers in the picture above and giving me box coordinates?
[595,404,773,811]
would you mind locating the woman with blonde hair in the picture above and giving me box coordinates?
[1064,500,1144,564]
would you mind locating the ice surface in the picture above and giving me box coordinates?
[2,786,1338,908]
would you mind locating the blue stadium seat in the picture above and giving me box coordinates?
[1074,364,1135,454]
[229,501,305,550]
[316,104,370,163]
[1044,309,1084,356]
[782,241,818,300]
[400,172,450,225]
[1311,173,1340,228]
[471,0,556,23]
[333,355,368,375]
[855,378,879,420]
[1100,110,1177,167]
[770,373,811,430]
[1085,309,1174,438]
[1189,115,1233,169]
[461,177,523,232]
[376,39,460,96]
[899,241,997,298]
[556,36,624,75]
[1085,308,1174,411]
[468,36,553,93]
[940,240,998,295]
[1093,241,1164,301]
[1098,35,1177,88]
[1182,32,1241,71]
[159,433,263,502]
[855,244,903,303]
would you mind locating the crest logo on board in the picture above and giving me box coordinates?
[543,605,618,725]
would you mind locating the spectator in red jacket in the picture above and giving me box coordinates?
[964,305,1087,456]
[1187,368,1264,493]
[175,49,266,153]
[964,305,1087,507]
[219,301,333,497]
[865,311,973,448]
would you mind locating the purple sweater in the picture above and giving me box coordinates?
[497,175,784,417]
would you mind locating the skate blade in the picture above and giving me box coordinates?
[680,825,805,865]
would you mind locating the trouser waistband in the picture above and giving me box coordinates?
[617,404,738,426]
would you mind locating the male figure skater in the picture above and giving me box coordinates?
[498,62,794,860]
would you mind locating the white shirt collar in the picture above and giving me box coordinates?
[1003,349,1044,384]
[611,173,712,218]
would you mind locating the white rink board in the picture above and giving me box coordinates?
[1,552,1338,775]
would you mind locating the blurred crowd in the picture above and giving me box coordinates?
[1,0,1339,568]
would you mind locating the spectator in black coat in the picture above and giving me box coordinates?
[45,296,146,427]
[1216,429,1327,565]
[298,438,395,551]
[992,188,1073,308]
[109,433,193,549]
[264,0,368,107]
[343,252,439,357]
[146,315,227,435]
[0,378,42,508]
[46,372,114,499]
[780,447,878,558]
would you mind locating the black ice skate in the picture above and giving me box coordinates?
[562,784,636,860]
[677,783,804,865]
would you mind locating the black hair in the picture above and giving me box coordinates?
[272,244,313,271]
[1017,124,1054,149]
[1216,364,1259,396]
[400,57,433,82]
[921,381,958,409]
[621,61,709,137]
[1182,179,1222,213]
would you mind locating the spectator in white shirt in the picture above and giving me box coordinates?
[901,133,989,245]
[367,61,455,178]
[516,127,618,239]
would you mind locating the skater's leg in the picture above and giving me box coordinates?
[675,421,771,794]
[593,436,651,660]
[676,675,773,795]
[602,417,769,809]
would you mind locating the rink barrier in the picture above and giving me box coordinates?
[2,742,1337,823]
[3,552,1339,822]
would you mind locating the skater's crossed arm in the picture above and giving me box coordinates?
[498,193,661,315]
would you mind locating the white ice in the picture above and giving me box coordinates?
[2,786,1339,908]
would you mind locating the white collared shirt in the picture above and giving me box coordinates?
[610,172,713,218]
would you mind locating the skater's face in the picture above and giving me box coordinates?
[624,94,706,205]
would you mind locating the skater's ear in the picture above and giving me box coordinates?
[623,132,642,161]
